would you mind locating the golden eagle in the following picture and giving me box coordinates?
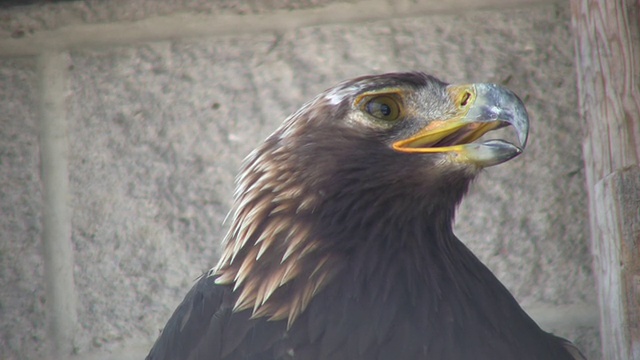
[146,72,584,359]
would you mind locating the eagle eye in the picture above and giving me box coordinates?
[364,95,401,122]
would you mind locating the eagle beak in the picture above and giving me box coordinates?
[392,84,529,167]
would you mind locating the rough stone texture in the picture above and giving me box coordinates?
[432,7,594,305]
[0,58,48,360]
[67,37,278,352]
[0,0,355,39]
[0,1,600,360]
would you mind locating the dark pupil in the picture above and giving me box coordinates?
[379,103,391,116]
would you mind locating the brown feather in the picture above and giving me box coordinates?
[147,72,584,360]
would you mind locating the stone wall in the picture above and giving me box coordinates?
[0,1,600,359]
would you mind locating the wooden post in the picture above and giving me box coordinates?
[570,1,640,359]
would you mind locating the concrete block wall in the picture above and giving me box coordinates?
[0,1,601,359]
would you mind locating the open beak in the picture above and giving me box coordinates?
[392,83,529,167]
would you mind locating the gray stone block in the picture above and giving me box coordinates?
[416,5,594,306]
[0,58,47,360]
[67,36,283,352]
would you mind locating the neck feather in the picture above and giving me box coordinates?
[214,136,474,327]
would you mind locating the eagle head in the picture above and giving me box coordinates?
[214,72,529,327]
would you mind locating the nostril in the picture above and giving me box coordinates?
[460,91,471,107]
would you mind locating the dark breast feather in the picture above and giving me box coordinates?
[146,274,289,360]
[147,234,582,360]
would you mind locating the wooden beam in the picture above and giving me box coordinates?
[570,1,640,359]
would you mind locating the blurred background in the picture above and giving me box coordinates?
[0,0,600,359]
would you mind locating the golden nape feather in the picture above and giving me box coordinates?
[214,134,342,328]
